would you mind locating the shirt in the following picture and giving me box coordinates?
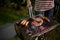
[34,0,54,11]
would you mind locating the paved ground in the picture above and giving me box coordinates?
[0,22,16,40]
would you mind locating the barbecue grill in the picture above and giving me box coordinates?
[14,6,60,40]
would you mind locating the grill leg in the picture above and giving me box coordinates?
[38,33,46,40]
[41,34,46,40]
[35,36,39,40]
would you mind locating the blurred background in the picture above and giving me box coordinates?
[0,0,60,40]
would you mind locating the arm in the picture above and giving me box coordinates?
[27,0,32,7]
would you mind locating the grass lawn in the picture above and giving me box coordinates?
[0,9,20,25]
[45,25,60,40]
[0,7,28,26]
[8,36,20,40]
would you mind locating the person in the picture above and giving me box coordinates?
[27,0,54,20]
[26,0,54,39]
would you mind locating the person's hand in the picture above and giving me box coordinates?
[27,0,32,7]
[20,20,29,26]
